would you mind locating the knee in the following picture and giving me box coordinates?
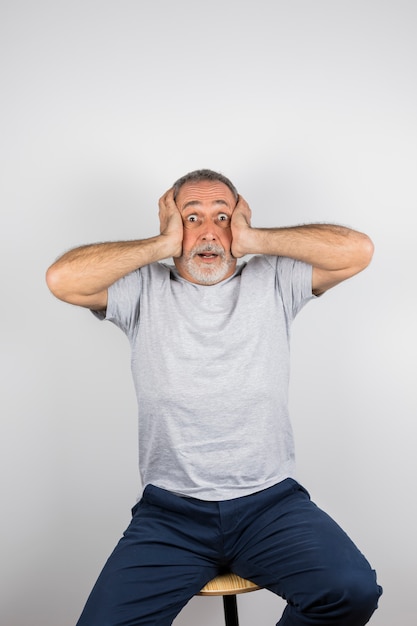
[279,567,382,626]
[320,568,382,625]
[347,569,382,619]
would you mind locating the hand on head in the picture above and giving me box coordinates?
[230,194,252,258]
[158,188,183,258]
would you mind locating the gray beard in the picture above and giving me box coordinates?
[184,244,235,285]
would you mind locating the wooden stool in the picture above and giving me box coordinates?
[197,572,260,626]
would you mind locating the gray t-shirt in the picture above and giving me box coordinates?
[96,255,314,500]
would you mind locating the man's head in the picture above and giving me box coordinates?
[172,170,239,285]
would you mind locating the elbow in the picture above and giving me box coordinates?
[45,264,69,301]
[347,233,374,279]
[359,233,375,270]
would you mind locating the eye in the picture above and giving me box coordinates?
[217,213,230,226]
[184,213,201,229]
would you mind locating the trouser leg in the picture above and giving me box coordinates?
[225,479,382,626]
[76,486,220,626]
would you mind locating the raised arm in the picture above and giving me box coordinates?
[231,196,374,296]
[46,189,183,310]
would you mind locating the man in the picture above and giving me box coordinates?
[46,169,382,626]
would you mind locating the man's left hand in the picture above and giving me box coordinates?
[231,195,253,258]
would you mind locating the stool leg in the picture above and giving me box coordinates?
[223,594,239,626]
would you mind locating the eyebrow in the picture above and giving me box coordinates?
[182,199,229,211]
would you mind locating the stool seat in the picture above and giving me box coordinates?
[198,572,260,595]
[197,572,261,626]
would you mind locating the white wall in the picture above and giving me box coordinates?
[1,1,415,624]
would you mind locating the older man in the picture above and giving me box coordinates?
[46,169,381,626]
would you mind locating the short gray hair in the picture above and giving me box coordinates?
[172,169,238,201]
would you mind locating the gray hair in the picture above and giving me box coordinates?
[172,169,238,201]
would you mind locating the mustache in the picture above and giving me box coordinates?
[190,243,226,258]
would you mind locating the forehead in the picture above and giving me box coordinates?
[176,180,236,211]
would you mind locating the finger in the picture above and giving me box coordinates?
[159,186,173,202]
[161,188,178,211]
[237,194,250,209]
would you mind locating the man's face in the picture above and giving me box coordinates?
[174,180,237,285]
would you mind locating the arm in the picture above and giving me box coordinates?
[231,196,374,296]
[45,189,183,310]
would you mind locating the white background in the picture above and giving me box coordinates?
[1,1,415,625]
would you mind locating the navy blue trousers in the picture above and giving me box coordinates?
[76,479,382,626]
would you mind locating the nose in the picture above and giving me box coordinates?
[200,225,217,242]
[201,232,216,241]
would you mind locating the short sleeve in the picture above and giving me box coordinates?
[264,255,316,320]
[91,269,142,341]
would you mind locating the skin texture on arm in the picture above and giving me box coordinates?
[45,189,183,310]
[231,196,374,295]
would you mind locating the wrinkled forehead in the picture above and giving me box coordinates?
[175,180,237,211]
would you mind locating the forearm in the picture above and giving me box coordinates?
[239,224,374,272]
[46,235,172,304]
[47,188,184,307]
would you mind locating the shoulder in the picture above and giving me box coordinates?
[242,255,313,299]
[117,261,172,288]
[242,254,276,274]
[242,254,304,276]
[107,262,171,306]
[139,261,173,282]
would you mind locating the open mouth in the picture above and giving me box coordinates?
[198,253,218,259]
[191,245,224,265]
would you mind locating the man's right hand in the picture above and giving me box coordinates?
[158,188,183,258]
